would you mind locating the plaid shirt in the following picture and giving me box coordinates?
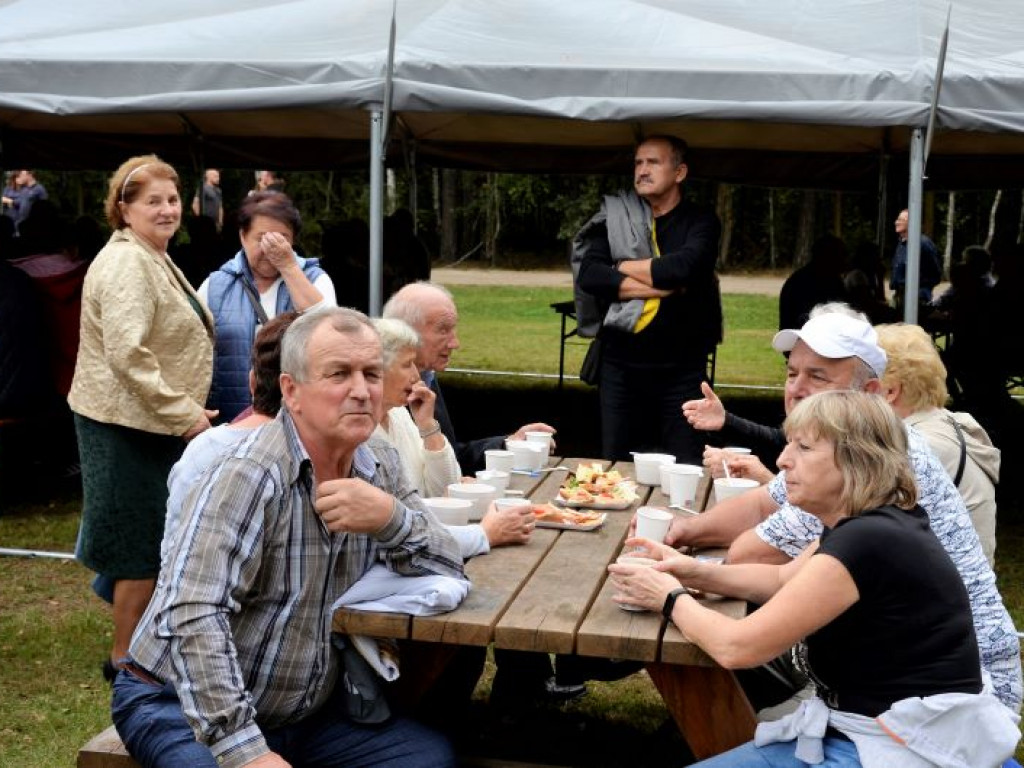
[129,408,463,768]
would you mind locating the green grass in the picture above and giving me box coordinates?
[449,286,786,388]
[1,282,1020,765]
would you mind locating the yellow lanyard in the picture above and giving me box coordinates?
[633,215,660,333]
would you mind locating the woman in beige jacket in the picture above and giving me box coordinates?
[68,155,215,678]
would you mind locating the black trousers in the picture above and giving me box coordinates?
[598,359,706,464]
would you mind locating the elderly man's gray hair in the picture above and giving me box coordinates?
[280,306,377,382]
[382,281,455,328]
[809,301,869,324]
[372,318,421,369]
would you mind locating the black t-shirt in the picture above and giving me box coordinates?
[808,505,982,717]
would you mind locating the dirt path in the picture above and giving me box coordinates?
[432,267,785,296]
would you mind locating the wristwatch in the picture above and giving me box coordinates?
[662,587,688,618]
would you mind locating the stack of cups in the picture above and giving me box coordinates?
[506,440,546,471]
[525,430,553,453]
[615,506,674,612]
[664,464,704,509]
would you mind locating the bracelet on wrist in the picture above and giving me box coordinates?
[419,420,441,439]
[662,587,688,618]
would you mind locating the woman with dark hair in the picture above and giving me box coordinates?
[612,391,1019,766]
[198,191,335,422]
[162,311,298,560]
[69,154,215,678]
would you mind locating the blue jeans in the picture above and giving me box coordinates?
[112,670,455,768]
[691,738,861,767]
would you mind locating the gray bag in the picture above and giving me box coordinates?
[332,634,391,724]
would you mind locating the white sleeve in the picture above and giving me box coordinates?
[313,273,337,306]
[446,524,490,559]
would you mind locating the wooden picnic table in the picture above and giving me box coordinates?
[334,458,756,760]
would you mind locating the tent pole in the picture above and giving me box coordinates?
[904,127,924,324]
[369,107,385,316]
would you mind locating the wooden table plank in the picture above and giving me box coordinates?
[407,457,575,646]
[334,462,560,641]
[494,461,650,655]
[576,503,695,662]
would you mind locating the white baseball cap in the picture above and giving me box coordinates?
[772,313,887,377]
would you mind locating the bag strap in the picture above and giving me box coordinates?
[240,278,269,325]
[944,414,968,487]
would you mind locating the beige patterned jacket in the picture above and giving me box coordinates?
[68,229,214,436]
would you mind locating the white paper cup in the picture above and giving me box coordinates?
[447,482,498,522]
[524,430,553,452]
[657,461,678,494]
[723,446,752,455]
[633,453,676,485]
[494,497,531,513]
[421,497,473,526]
[475,469,510,495]
[666,464,703,508]
[506,440,546,471]
[713,477,760,503]
[614,554,657,612]
[635,505,674,543]
[485,449,515,473]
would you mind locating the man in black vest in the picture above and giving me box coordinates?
[383,281,554,472]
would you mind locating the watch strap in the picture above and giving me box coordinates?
[662,587,688,618]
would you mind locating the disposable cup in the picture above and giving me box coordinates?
[657,461,678,494]
[447,482,498,522]
[494,497,532,513]
[614,555,657,612]
[524,431,553,452]
[506,440,546,471]
[421,497,473,526]
[633,453,676,485]
[475,469,510,495]
[666,464,703,508]
[635,505,673,543]
[713,477,760,503]
[485,450,516,473]
[723,446,752,455]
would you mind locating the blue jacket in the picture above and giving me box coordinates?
[205,250,323,421]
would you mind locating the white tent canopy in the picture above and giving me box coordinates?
[2,0,1023,186]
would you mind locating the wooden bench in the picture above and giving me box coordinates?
[77,724,570,768]
[77,725,138,768]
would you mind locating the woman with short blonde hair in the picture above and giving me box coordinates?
[876,323,999,565]
[610,390,1017,765]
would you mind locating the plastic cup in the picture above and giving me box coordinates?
[634,505,673,543]
[657,461,678,494]
[506,440,546,471]
[494,497,531,513]
[713,477,760,503]
[447,482,498,522]
[614,554,657,612]
[525,430,553,452]
[633,453,676,485]
[421,497,473,526]
[723,446,752,455]
[485,449,515,473]
[666,464,703,508]
[475,469,510,495]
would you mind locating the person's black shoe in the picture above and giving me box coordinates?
[543,676,587,703]
[101,659,118,684]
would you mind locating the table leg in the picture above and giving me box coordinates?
[646,662,756,760]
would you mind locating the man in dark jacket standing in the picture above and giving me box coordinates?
[575,135,722,463]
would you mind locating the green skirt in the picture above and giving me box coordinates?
[74,413,184,580]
